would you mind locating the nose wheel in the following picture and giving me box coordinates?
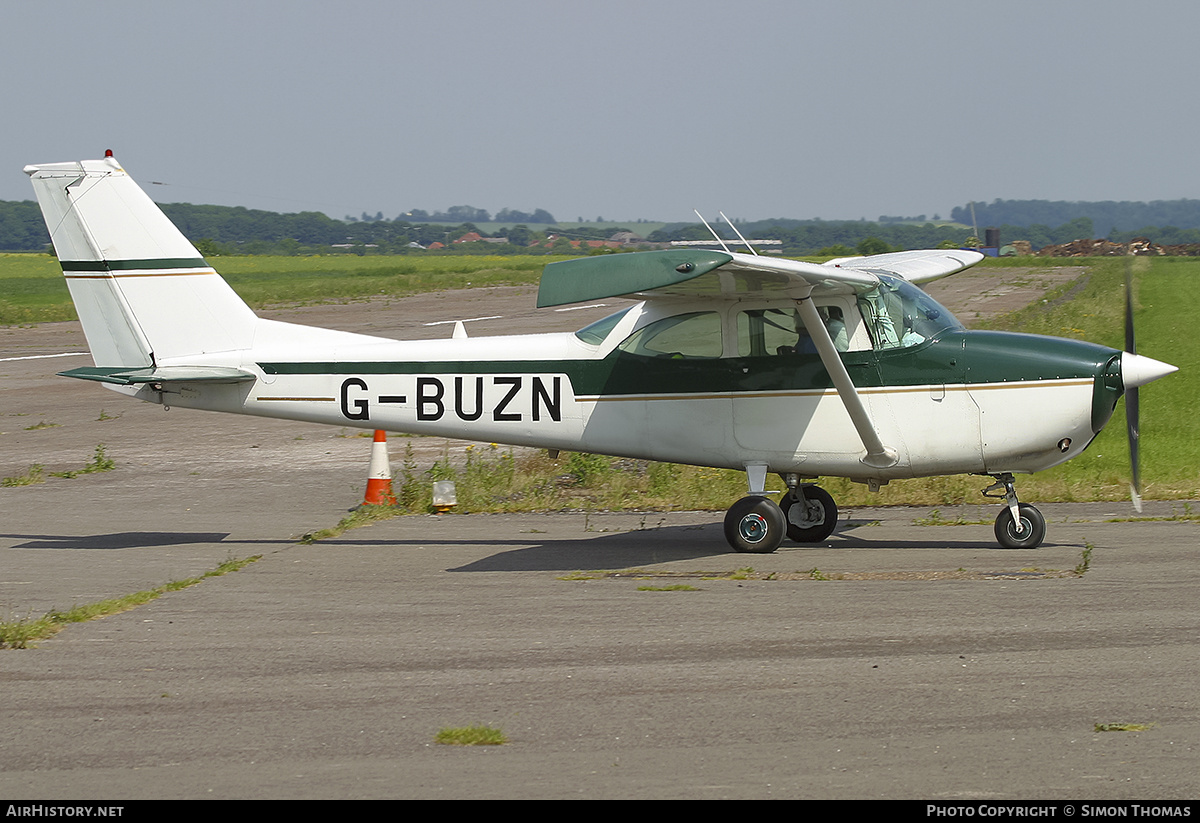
[984,474,1046,549]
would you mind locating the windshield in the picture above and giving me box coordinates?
[574,308,632,345]
[857,275,962,350]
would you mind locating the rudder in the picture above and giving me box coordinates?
[24,155,259,367]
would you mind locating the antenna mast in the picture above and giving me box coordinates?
[720,211,758,255]
[694,210,731,253]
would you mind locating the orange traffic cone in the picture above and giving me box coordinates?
[362,429,397,506]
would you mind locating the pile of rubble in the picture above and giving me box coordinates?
[1034,237,1200,256]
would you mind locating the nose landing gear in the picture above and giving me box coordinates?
[983,473,1046,549]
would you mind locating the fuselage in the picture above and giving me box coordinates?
[119,291,1125,482]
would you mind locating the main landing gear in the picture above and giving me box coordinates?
[721,472,1048,552]
[723,478,838,554]
[983,473,1046,549]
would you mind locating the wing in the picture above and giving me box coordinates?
[536,249,878,307]
[823,249,985,284]
[536,248,983,307]
[537,246,984,469]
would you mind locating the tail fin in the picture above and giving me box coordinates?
[24,155,258,367]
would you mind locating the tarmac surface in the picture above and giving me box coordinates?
[2,266,1197,799]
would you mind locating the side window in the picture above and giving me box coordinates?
[616,312,723,359]
[820,305,849,351]
[738,308,811,356]
[737,305,850,357]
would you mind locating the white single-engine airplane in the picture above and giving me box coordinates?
[26,154,1177,553]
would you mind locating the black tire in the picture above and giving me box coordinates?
[780,486,838,542]
[994,503,1046,549]
[723,496,787,553]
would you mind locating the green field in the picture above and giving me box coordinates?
[0,253,573,324]
[1,253,1194,505]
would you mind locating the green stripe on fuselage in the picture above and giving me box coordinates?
[260,331,1121,399]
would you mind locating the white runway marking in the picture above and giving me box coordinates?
[554,303,609,312]
[0,352,89,362]
[422,315,504,326]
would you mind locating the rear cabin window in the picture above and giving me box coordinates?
[616,312,723,359]
[574,308,631,345]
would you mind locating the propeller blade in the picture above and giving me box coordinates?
[1125,257,1142,512]
[1125,256,1137,355]
[1127,384,1141,512]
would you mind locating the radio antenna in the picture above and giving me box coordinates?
[720,211,758,255]
[694,210,731,253]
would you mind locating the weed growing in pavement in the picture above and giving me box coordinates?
[0,555,260,649]
[1074,543,1094,576]
[435,725,507,746]
[1094,722,1154,732]
[48,444,115,479]
[1,464,45,487]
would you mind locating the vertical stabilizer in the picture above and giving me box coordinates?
[24,155,259,366]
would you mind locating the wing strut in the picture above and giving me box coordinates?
[795,297,898,469]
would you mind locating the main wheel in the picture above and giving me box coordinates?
[780,486,838,542]
[994,503,1046,549]
[723,496,787,553]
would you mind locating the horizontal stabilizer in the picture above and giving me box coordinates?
[59,365,256,385]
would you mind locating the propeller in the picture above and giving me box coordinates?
[1120,256,1178,511]
[1125,257,1141,511]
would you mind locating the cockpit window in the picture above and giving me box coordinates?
[616,312,723,359]
[857,275,962,350]
[574,308,632,345]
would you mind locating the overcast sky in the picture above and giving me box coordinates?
[4,0,1198,224]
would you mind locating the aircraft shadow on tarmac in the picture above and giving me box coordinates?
[2,532,291,550]
[317,520,1039,573]
[2,520,1055,565]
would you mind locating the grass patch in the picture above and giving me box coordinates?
[435,724,507,746]
[1,464,45,487]
[297,505,404,544]
[0,555,260,649]
[1094,722,1154,732]
[1074,543,1094,577]
[0,253,76,324]
[0,253,572,324]
[48,444,116,479]
[914,509,990,526]
[2,446,115,486]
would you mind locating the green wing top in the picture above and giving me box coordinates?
[536,248,980,308]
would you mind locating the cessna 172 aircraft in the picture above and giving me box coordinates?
[25,154,1177,553]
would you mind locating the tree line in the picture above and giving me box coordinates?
[8,196,1200,255]
[950,199,1200,234]
[0,200,568,255]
